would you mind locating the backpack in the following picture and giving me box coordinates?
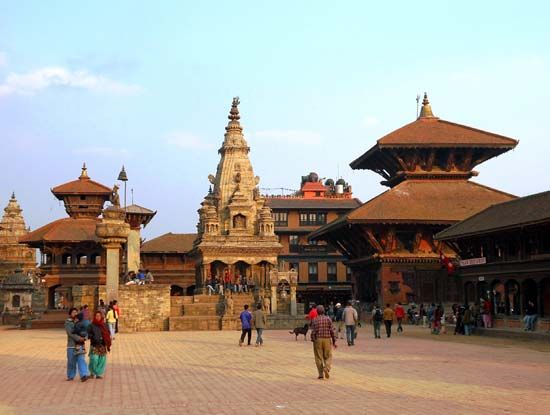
[373,309,383,322]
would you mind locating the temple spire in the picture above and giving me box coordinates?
[79,162,89,179]
[418,92,436,119]
[225,97,243,133]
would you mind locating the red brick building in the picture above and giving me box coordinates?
[310,94,517,306]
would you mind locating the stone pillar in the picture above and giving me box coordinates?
[270,286,277,315]
[290,286,297,316]
[126,228,141,273]
[96,208,130,304]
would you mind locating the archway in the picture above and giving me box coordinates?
[522,279,538,313]
[540,278,550,318]
[234,261,250,280]
[209,261,226,279]
[170,285,185,296]
[491,280,505,314]
[477,281,489,301]
[505,280,520,315]
[48,284,62,309]
[464,281,475,304]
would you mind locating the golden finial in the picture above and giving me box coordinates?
[418,92,435,119]
[79,162,89,179]
[228,97,240,121]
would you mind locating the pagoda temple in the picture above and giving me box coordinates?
[191,97,281,292]
[310,94,518,306]
[20,164,112,308]
[0,193,36,278]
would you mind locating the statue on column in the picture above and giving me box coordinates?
[110,185,121,208]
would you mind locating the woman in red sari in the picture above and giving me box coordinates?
[87,311,112,379]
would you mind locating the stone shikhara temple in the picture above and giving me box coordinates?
[191,97,282,292]
[310,94,518,306]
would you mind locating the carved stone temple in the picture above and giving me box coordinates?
[190,97,282,292]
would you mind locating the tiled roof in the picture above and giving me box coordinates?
[301,182,327,192]
[52,177,112,196]
[436,191,550,240]
[376,117,518,148]
[266,198,362,210]
[125,204,155,215]
[19,218,100,244]
[310,180,516,239]
[141,233,197,253]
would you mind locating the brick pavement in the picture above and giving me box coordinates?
[0,325,549,415]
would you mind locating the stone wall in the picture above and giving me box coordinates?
[118,284,171,333]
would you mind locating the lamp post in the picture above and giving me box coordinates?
[117,166,128,209]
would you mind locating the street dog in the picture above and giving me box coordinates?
[289,324,309,340]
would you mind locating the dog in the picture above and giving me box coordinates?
[289,324,309,341]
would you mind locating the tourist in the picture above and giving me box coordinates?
[217,277,224,295]
[432,304,442,334]
[239,304,252,346]
[371,304,382,338]
[310,305,337,380]
[327,302,335,321]
[524,301,538,331]
[112,300,121,334]
[65,307,89,382]
[454,306,464,335]
[87,310,112,379]
[335,303,344,339]
[307,303,318,323]
[383,304,395,338]
[395,302,405,333]
[242,275,248,293]
[343,300,358,346]
[252,303,267,346]
[98,299,106,317]
[206,277,216,296]
[223,269,231,291]
[145,269,154,284]
[419,304,427,327]
[136,269,146,285]
[482,299,492,328]
[106,304,117,340]
[463,305,473,336]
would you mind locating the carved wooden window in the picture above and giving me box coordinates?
[308,262,318,282]
[346,266,352,282]
[289,235,299,245]
[327,263,337,282]
[273,211,288,226]
[12,295,21,308]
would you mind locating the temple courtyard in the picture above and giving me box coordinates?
[0,326,549,415]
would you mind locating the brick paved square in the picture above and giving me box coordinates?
[0,326,549,415]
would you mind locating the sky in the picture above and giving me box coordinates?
[1,1,549,240]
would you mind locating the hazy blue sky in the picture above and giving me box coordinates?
[1,1,549,239]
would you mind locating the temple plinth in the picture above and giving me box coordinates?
[96,207,130,302]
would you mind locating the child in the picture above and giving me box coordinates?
[72,312,88,355]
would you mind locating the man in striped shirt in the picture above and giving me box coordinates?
[310,305,337,380]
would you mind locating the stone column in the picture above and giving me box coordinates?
[269,269,278,315]
[96,208,130,304]
[289,269,298,316]
[126,228,141,273]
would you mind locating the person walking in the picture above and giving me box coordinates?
[432,304,442,334]
[463,305,473,336]
[395,302,405,333]
[87,311,112,379]
[482,299,492,328]
[239,304,252,346]
[106,304,117,340]
[310,305,337,380]
[252,303,267,346]
[342,300,358,346]
[524,301,538,331]
[383,304,395,338]
[335,303,344,339]
[98,299,106,318]
[371,304,383,338]
[112,300,121,334]
[65,307,89,382]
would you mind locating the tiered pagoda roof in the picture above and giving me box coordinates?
[141,233,197,254]
[310,94,518,241]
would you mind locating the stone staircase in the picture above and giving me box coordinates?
[169,292,306,331]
